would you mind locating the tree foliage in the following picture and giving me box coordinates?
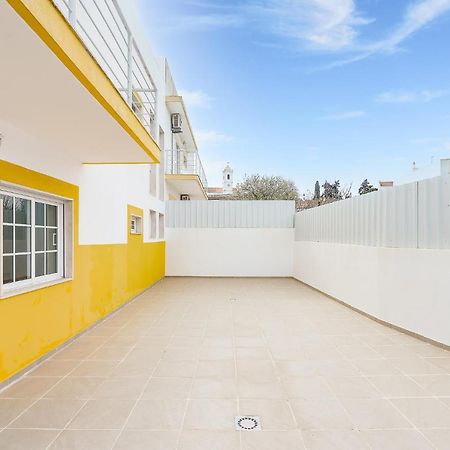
[233,174,299,200]
[297,179,352,210]
[358,179,378,195]
[314,181,320,200]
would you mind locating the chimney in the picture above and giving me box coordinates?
[379,181,394,188]
[440,159,450,176]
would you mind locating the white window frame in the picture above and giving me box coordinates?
[1,185,67,297]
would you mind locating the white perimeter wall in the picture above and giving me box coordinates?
[293,242,450,346]
[166,228,294,277]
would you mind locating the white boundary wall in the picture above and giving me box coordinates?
[293,242,450,346]
[166,201,295,277]
[166,228,294,277]
[293,175,450,346]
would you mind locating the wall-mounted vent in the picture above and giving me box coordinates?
[171,113,182,133]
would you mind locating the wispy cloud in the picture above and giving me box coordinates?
[321,110,365,120]
[196,130,233,144]
[324,0,450,68]
[249,0,373,51]
[179,89,214,108]
[376,89,449,104]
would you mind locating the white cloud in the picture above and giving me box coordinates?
[321,110,365,120]
[376,89,449,104]
[324,0,450,68]
[179,89,214,109]
[250,0,372,51]
[196,130,233,144]
[165,13,244,32]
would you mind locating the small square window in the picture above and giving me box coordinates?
[130,215,142,235]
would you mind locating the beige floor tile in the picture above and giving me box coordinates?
[341,398,411,429]
[0,399,33,427]
[183,399,237,430]
[92,377,147,399]
[412,374,450,396]
[28,360,80,377]
[361,430,434,450]
[235,336,266,348]
[238,380,286,399]
[68,399,135,429]
[0,429,59,450]
[44,377,105,399]
[326,376,380,398]
[87,346,132,361]
[236,347,270,360]
[368,375,429,397]
[390,357,446,375]
[110,359,155,378]
[290,398,354,430]
[142,377,192,399]
[178,430,240,450]
[191,378,237,399]
[283,376,335,399]
[241,430,305,450]
[0,377,60,399]
[196,361,236,378]
[154,361,197,377]
[199,347,235,361]
[420,428,450,449]
[391,397,450,428]
[239,399,296,430]
[126,398,186,430]
[48,429,119,450]
[237,360,277,383]
[276,361,318,377]
[352,359,402,376]
[113,430,179,450]
[424,357,450,371]
[302,430,369,450]
[162,347,199,362]
[9,398,84,429]
[70,360,118,377]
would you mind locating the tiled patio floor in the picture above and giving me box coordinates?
[1,277,450,450]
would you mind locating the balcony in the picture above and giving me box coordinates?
[165,149,208,200]
[1,0,159,163]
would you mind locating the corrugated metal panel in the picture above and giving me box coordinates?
[166,200,295,228]
[295,175,450,249]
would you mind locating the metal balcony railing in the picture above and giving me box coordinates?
[165,150,208,191]
[52,0,157,137]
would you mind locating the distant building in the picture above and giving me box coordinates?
[207,163,235,200]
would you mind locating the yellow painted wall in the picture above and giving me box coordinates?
[0,161,165,382]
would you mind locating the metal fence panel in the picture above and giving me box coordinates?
[295,176,450,249]
[166,201,295,228]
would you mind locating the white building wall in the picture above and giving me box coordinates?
[166,228,294,277]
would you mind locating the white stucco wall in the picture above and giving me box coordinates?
[166,228,294,277]
[293,241,450,346]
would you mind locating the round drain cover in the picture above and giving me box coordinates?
[237,417,258,430]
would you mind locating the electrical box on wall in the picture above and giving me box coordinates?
[130,215,142,234]
[180,194,190,201]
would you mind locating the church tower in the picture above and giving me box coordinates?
[222,163,233,195]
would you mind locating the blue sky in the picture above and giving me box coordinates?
[137,0,450,193]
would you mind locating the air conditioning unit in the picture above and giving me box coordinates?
[180,194,190,201]
[171,113,182,133]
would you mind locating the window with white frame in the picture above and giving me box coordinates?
[1,188,67,294]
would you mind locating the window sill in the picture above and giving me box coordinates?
[1,278,73,300]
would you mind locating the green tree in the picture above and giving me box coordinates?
[314,181,320,200]
[233,174,299,200]
[358,179,378,195]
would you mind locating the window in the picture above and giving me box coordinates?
[149,210,157,240]
[159,213,165,239]
[130,215,142,235]
[1,188,67,295]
